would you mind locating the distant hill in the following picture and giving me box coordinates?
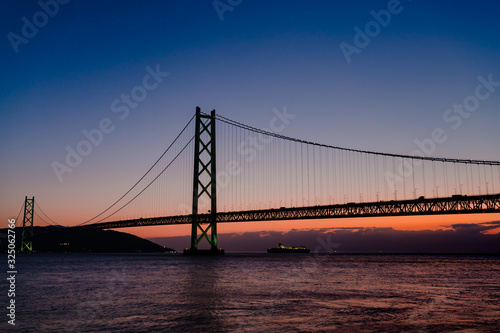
[1,226,176,253]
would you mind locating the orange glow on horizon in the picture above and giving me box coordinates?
[104,213,500,239]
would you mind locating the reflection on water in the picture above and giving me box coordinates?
[7,254,500,332]
[180,257,224,332]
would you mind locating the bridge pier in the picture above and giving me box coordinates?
[184,107,224,255]
[183,248,225,255]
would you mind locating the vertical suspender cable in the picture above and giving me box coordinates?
[367,154,371,202]
[470,162,474,195]
[443,162,448,197]
[300,142,304,207]
[491,164,495,194]
[307,144,310,205]
[412,158,416,199]
[402,157,406,200]
[383,157,387,201]
[392,156,397,200]
[422,159,426,198]
[432,159,437,197]
[477,163,481,194]
[313,145,317,204]
[375,155,379,201]
[319,144,323,205]
[340,149,344,203]
[465,162,469,196]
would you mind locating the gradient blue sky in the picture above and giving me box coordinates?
[1,1,499,241]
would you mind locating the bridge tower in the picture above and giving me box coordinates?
[21,196,35,253]
[184,108,224,255]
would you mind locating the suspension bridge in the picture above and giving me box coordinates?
[17,107,500,254]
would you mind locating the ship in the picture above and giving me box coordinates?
[267,243,310,253]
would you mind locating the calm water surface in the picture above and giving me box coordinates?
[6,253,500,332]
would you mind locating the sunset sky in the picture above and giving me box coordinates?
[1,1,499,251]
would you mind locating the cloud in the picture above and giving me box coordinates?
[450,221,500,233]
[148,221,500,253]
[482,221,500,225]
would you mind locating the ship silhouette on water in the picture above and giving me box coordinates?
[267,243,310,253]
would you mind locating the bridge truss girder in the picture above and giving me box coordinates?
[212,194,500,222]
[69,194,500,231]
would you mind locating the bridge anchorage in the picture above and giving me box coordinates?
[184,107,224,255]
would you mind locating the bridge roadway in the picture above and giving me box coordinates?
[73,194,500,230]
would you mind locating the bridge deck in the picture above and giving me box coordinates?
[73,194,500,230]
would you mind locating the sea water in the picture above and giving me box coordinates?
[5,253,500,332]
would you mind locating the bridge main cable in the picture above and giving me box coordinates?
[214,113,500,166]
[73,114,196,227]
